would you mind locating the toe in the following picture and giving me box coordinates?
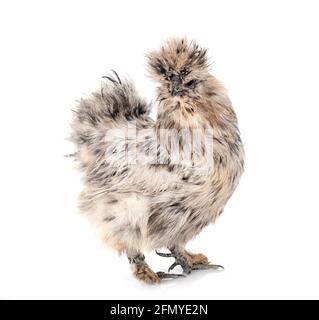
[192,263,224,271]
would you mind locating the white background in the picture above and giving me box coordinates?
[0,0,318,300]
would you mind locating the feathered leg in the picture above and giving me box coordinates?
[156,247,224,275]
[128,253,184,284]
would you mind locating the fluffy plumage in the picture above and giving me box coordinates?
[70,38,244,284]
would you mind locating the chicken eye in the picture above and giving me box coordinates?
[185,79,197,88]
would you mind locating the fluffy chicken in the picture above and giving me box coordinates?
[70,38,244,284]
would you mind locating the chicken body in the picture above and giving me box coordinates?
[70,38,244,283]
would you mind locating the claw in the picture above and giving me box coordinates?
[156,272,185,279]
[169,258,191,274]
[168,262,179,272]
[155,250,174,258]
[192,264,224,271]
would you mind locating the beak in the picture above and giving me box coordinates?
[171,75,182,96]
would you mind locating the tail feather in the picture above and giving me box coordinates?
[70,72,151,147]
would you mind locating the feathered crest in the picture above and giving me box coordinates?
[147,38,209,78]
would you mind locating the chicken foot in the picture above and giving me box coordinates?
[156,248,224,275]
[128,253,184,284]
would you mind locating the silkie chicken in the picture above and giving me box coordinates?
[70,38,244,284]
